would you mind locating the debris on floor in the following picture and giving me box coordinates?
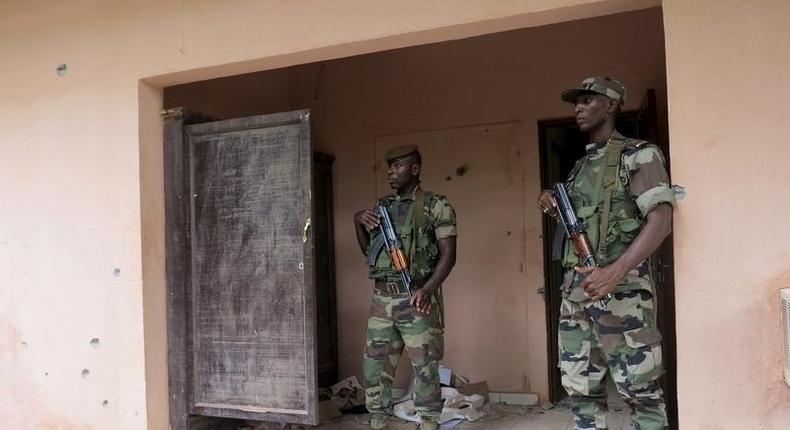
[456,380,489,404]
[331,376,367,412]
[392,366,488,428]
[393,386,486,427]
[288,379,632,429]
[319,376,368,421]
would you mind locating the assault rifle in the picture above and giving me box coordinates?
[365,202,413,300]
[552,183,610,304]
[553,183,596,268]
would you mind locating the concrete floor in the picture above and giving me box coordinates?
[237,384,633,430]
[298,380,633,430]
[303,402,631,430]
[286,394,633,430]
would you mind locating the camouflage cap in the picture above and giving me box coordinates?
[385,144,420,163]
[561,76,627,105]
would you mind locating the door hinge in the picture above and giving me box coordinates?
[161,107,184,121]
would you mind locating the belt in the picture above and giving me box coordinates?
[374,279,426,296]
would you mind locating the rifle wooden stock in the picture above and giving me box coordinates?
[570,232,596,267]
[388,248,408,271]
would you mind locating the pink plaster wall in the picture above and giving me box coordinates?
[165,7,668,400]
[5,2,666,426]
[663,0,790,427]
[5,0,788,428]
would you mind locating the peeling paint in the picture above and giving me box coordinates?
[89,338,100,349]
[81,369,90,378]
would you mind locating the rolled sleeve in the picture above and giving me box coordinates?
[635,185,676,216]
[625,145,675,217]
[430,196,457,240]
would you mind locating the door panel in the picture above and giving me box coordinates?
[166,109,318,427]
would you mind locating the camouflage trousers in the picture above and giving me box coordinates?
[559,288,668,430]
[362,290,444,421]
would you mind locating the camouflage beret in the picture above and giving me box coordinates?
[385,144,420,163]
[561,76,627,105]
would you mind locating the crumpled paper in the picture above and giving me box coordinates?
[329,376,366,411]
[393,386,486,428]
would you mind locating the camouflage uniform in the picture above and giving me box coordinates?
[557,76,675,430]
[363,186,457,427]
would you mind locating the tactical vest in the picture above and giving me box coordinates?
[561,133,647,269]
[368,189,440,281]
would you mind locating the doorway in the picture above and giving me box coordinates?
[538,90,677,428]
[159,7,670,428]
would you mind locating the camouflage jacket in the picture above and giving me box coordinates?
[368,186,457,281]
[562,131,675,294]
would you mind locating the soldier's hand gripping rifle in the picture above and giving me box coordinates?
[553,183,596,268]
[366,203,413,300]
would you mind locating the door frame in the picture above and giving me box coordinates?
[163,107,213,430]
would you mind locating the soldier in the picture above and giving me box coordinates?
[538,77,674,430]
[354,145,457,430]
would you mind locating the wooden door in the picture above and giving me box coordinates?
[164,109,318,428]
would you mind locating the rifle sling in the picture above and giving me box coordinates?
[409,188,425,277]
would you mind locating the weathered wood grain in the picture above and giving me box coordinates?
[166,110,318,428]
